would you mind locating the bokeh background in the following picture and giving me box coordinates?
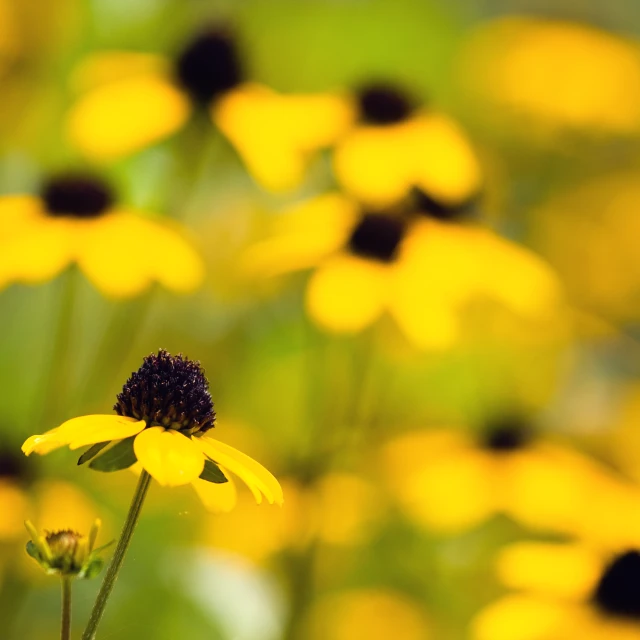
[4,0,640,638]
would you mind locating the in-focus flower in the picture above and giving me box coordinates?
[24,518,108,579]
[383,419,640,540]
[472,541,640,640]
[457,17,640,138]
[333,82,482,208]
[243,191,561,349]
[0,174,204,298]
[22,350,283,513]
[67,28,353,192]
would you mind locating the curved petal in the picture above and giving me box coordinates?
[214,83,353,191]
[194,436,283,506]
[0,197,75,289]
[67,74,191,160]
[496,542,601,601]
[75,212,203,298]
[23,415,145,455]
[192,470,238,513]
[471,595,567,640]
[242,193,357,278]
[134,427,205,487]
[305,254,388,333]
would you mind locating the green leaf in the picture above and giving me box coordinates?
[25,540,42,562]
[77,441,110,465]
[89,437,137,472]
[199,459,228,484]
[82,558,104,580]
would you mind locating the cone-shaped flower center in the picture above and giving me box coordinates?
[594,551,640,619]
[347,213,406,263]
[357,83,415,124]
[412,188,473,222]
[46,530,81,561]
[482,418,534,452]
[115,349,216,435]
[42,176,113,219]
[176,30,243,104]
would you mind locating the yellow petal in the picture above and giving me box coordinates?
[471,595,567,640]
[242,193,357,278]
[134,427,205,487]
[214,83,353,192]
[194,436,283,506]
[496,542,601,601]
[67,74,191,160]
[306,254,388,333]
[192,470,238,513]
[75,212,203,298]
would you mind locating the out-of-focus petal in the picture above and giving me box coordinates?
[134,427,205,487]
[75,211,203,298]
[306,254,388,333]
[214,83,354,191]
[192,471,238,513]
[67,74,191,160]
[242,193,357,277]
[194,435,283,506]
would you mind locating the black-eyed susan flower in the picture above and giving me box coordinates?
[382,419,640,539]
[457,17,640,138]
[472,541,640,640]
[0,174,204,298]
[67,28,353,192]
[24,518,108,579]
[332,82,482,209]
[243,192,561,349]
[22,349,283,513]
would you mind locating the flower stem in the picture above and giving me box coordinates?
[82,471,151,640]
[61,577,72,640]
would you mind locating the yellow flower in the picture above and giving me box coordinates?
[457,17,640,137]
[382,421,640,540]
[67,29,353,192]
[333,83,482,208]
[0,174,203,298]
[22,350,283,513]
[244,192,561,349]
[472,542,640,640]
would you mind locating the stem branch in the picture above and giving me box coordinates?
[82,470,151,640]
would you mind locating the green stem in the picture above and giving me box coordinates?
[82,471,151,640]
[61,577,72,640]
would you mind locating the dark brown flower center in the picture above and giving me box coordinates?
[482,418,534,452]
[594,551,640,619]
[356,83,416,124]
[41,176,113,219]
[411,188,476,222]
[115,349,216,435]
[347,213,406,262]
[175,30,243,104]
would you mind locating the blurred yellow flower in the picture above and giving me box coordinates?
[472,541,640,640]
[333,83,481,208]
[457,17,640,137]
[67,29,353,192]
[0,174,203,298]
[303,588,431,640]
[244,192,561,349]
[22,350,283,512]
[383,421,640,540]
[532,172,640,322]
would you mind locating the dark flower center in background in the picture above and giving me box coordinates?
[357,83,415,124]
[411,188,475,222]
[0,448,31,483]
[594,551,640,619]
[115,349,216,435]
[482,417,534,452]
[348,213,406,262]
[176,30,243,104]
[42,176,113,219]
